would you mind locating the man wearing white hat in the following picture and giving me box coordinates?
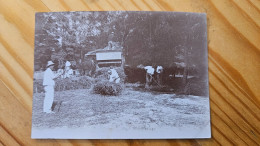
[42,61,61,113]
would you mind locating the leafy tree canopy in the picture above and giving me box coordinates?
[35,11,207,77]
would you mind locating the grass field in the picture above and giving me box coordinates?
[32,87,210,130]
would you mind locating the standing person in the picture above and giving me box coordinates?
[108,68,120,83]
[42,61,61,113]
[64,61,73,78]
[144,65,155,88]
[156,66,163,86]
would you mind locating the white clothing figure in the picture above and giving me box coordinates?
[108,69,120,83]
[43,86,54,113]
[144,66,155,75]
[43,61,60,113]
[156,66,163,86]
[144,66,155,88]
[156,66,163,74]
[57,68,64,78]
[64,61,73,78]
[64,68,73,78]
[43,68,55,86]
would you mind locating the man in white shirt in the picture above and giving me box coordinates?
[144,66,155,88]
[156,66,163,86]
[64,61,73,78]
[108,68,120,83]
[42,61,60,113]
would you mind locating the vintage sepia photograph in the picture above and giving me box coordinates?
[31,11,210,139]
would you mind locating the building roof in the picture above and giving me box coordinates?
[96,51,122,61]
[85,49,122,56]
[85,41,123,56]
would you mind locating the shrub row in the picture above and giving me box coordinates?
[33,76,94,93]
[55,76,94,91]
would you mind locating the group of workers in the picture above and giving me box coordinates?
[42,60,121,113]
[42,60,162,113]
[42,60,76,113]
[57,61,74,78]
[142,65,164,88]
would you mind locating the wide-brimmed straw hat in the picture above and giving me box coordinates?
[46,61,55,68]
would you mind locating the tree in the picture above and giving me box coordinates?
[35,12,110,70]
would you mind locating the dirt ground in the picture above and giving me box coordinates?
[32,87,210,130]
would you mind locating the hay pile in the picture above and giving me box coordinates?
[93,81,123,96]
[33,76,95,93]
[55,76,94,91]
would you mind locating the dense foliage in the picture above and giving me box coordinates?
[34,11,208,93]
[34,11,207,78]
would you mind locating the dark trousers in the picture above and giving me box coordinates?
[145,73,153,88]
[157,73,163,86]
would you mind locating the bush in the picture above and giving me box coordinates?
[94,67,109,82]
[93,81,123,96]
[55,76,94,91]
[124,66,146,83]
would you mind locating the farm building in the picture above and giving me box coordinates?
[85,42,124,68]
